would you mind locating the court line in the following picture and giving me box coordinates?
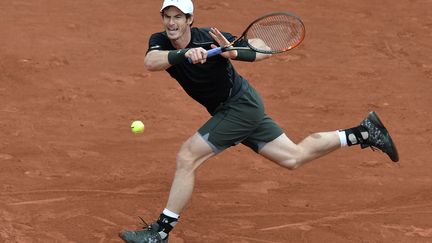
[0,189,162,197]
[235,236,282,243]
[8,197,67,206]
[260,204,432,231]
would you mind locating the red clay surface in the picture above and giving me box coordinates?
[1,0,432,242]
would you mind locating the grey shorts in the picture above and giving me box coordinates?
[198,83,284,153]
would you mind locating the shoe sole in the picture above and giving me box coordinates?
[368,111,399,162]
[118,231,167,243]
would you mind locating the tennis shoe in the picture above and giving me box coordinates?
[360,111,399,162]
[119,222,168,243]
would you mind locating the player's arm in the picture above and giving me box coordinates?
[144,50,171,71]
[209,28,270,62]
[248,38,272,61]
[144,48,209,71]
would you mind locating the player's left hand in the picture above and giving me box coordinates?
[209,27,237,59]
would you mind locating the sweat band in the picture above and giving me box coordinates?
[337,130,348,147]
[234,49,256,62]
[168,49,189,65]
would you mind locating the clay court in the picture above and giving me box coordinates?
[1,0,432,242]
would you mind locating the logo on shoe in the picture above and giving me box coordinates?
[148,239,158,243]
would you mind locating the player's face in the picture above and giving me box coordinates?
[162,7,193,41]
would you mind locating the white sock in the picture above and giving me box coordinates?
[337,130,348,148]
[162,208,180,219]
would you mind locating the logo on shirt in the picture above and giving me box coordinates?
[149,45,161,50]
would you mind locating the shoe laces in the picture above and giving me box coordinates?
[138,216,150,229]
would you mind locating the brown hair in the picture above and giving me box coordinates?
[160,12,194,26]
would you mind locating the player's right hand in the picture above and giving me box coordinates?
[186,47,208,64]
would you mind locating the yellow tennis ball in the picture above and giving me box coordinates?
[131,120,145,134]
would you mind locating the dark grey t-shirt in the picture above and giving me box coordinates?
[147,27,249,114]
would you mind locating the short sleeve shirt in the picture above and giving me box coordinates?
[147,27,249,114]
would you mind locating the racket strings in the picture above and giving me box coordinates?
[246,14,305,52]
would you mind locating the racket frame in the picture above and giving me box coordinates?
[212,12,306,56]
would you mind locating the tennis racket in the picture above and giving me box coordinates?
[188,12,305,62]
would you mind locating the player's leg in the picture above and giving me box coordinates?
[258,131,340,169]
[256,111,398,169]
[166,132,215,214]
[120,132,215,243]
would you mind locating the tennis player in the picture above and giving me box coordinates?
[120,0,398,242]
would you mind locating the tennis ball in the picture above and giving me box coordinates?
[131,120,145,134]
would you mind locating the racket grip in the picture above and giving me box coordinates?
[207,47,222,57]
[187,47,223,63]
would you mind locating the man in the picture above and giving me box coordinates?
[119,0,399,242]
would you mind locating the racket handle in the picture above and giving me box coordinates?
[187,47,223,63]
[207,47,222,57]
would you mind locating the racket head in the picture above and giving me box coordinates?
[243,12,306,54]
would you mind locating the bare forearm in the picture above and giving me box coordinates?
[248,38,272,61]
[255,52,272,61]
[144,50,171,71]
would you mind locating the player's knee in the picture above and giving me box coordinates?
[280,158,302,170]
[175,149,197,172]
[277,148,305,170]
